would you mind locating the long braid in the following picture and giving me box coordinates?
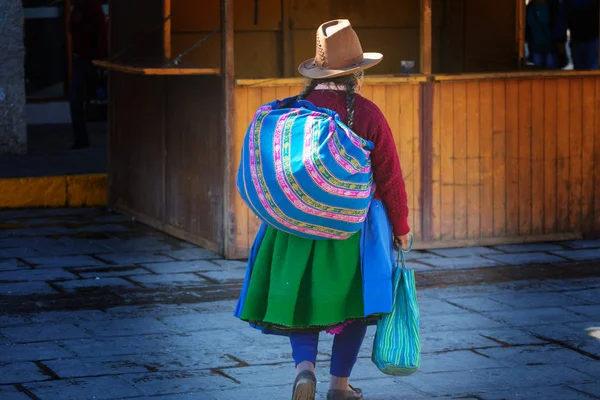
[296,80,319,101]
[344,78,357,129]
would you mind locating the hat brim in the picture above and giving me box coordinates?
[297,52,383,79]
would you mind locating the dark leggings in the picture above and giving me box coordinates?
[289,321,367,378]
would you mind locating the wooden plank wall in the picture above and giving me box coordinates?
[109,73,225,252]
[229,83,422,256]
[170,0,444,78]
[171,0,283,78]
[431,76,600,243]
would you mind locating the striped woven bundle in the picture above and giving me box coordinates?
[371,247,421,376]
[236,97,374,240]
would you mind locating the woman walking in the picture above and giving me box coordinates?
[234,19,411,400]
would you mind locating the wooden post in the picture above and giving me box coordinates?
[516,0,526,67]
[281,0,293,77]
[420,0,432,74]
[420,82,434,241]
[163,0,171,60]
[222,0,236,257]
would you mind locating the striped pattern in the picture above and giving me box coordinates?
[371,251,421,376]
[237,98,374,240]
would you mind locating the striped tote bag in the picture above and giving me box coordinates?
[372,234,421,376]
[236,96,374,240]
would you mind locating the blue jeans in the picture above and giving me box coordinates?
[571,39,599,70]
[532,52,557,68]
[289,321,367,378]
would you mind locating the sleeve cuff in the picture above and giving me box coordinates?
[392,218,411,237]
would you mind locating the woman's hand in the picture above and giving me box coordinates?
[394,234,412,252]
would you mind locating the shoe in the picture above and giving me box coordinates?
[292,370,316,400]
[327,386,363,400]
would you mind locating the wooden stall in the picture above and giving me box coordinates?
[99,0,600,259]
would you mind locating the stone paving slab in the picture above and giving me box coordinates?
[23,376,144,399]
[23,255,106,268]
[0,281,58,296]
[484,252,567,265]
[552,249,600,261]
[469,385,597,400]
[0,362,50,385]
[0,268,78,282]
[1,323,91,343]
[53,277,136,292]
[428,246,502,258]
[1,342,75,363]
[481,343,599,369]
[0,259,30,271]
[72,265,152,278]
[130,273,208,286]
[483,307,588,327]
[158,248,221,261]
[492,243,567,253]
[97,253,174,265]
[418,254,501,269]
[0,385,33,400]
[140,260,221,274]
[0,315,29,327]
[485,291,590,308]
[561,239,600,249]
[78,317,174,337]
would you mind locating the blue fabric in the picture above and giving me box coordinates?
[360,200,395,317]
[237,97,375,241]
[572,39,599,69]
[290,321,367,377]
[234,199,395,334]
[532,51,558,68]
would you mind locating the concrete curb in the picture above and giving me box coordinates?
[0,174,108,208]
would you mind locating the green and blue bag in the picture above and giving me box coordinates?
[371,233,421,376]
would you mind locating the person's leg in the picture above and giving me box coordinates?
[69,58,90,148]
[290,332,319,374]
[546,52,558,69]
[290,332,318,399]
[532,52,545,67]
[329,321,368,390]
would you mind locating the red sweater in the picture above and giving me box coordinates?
[305,90,411,237]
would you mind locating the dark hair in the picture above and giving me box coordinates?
[296,74,359,129]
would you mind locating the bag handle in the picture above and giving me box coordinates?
[396,232,414,270]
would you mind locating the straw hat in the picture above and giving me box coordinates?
[298,19,383,79]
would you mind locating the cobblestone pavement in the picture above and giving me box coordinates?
[0,208,599,399]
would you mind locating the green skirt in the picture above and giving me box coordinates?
[239,227,364,331]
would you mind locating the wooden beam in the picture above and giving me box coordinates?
[222,0,236,258]
[516,0,526,68]
[163,0,171,60]
[420,0,432,74]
